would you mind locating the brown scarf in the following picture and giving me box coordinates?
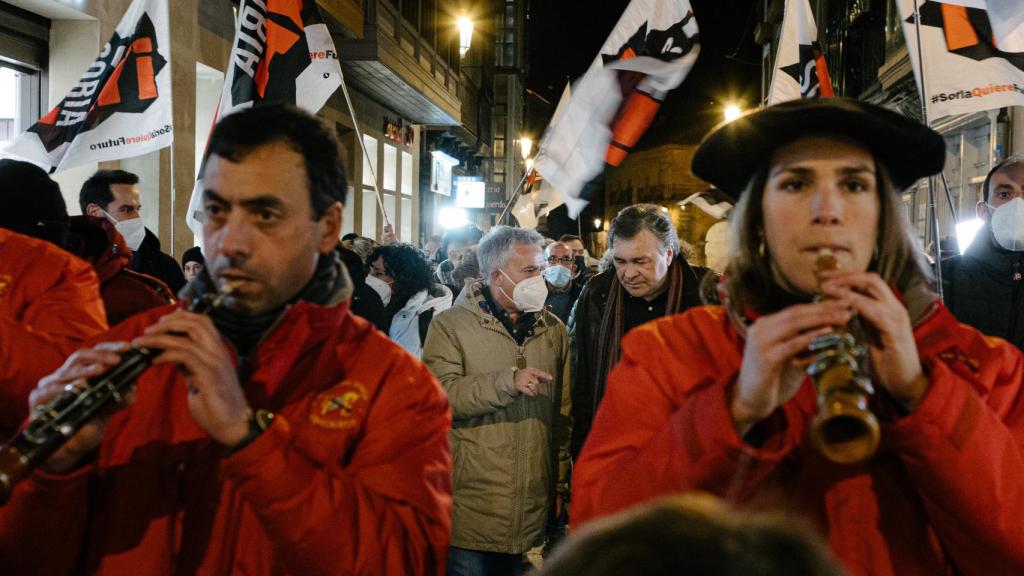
[593,256,690,407]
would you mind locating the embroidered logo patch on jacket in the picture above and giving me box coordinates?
[309,380,369,429]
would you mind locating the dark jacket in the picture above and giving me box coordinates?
[941,230,1024,350]
[544,277,587,325]
[568,257,710,458]
[132,228,186,294]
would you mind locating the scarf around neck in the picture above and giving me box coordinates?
[181,252,345,357]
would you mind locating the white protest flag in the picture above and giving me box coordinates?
[2,0,172,173]
[935,0,1024,52]
[186,0,343,236]
[534,0,699,218]
[898,0,1024,121]
[767,0,835,104]
[680,190,733,220]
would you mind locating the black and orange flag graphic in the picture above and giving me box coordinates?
[3,0,172,173]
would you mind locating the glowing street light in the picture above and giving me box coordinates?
[724,104,743,123]
[458,17,474,57]
[593,218,602,230]
[520,136,533,160]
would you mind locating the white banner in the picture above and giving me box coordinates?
[186,0,343,236]
[936,0,1024,52]
[899,0,1024,121]
[534,0,699,218]
[2,0,172,173]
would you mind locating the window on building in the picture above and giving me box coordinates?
[383,143,397,191]
[383,193,396,237]
[362,189,378,239]
[401,151,413,196]
[362,134,379,187]
[401,197,412,242]
[0,67,19,146]
[342,188,355,236]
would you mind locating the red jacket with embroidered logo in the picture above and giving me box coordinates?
[0,228,107,437]
[572,303,1024,576]
[0,300,452,576]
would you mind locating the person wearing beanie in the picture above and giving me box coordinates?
[181,246,205,283]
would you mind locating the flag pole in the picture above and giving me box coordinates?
[169,145,176,258]
[338,69,391,229]
[912,0,944,299]
[497,168,533,226]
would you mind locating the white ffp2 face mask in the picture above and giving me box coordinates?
[499,270,548,312]
[365,274,393,307]
[101,209,146,252]
[991,198,1024,251]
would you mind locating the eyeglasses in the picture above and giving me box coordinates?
[546,256,574,265]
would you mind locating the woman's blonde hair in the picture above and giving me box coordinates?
[723,155,932,316]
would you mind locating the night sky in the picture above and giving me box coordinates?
[526,0,763,148]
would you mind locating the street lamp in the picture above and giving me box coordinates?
[520,136,533,160]
[458,17,474,57]
[724,104,743,123]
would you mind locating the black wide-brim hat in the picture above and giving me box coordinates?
[691,97,946,201]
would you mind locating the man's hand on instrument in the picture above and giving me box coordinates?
[29,342,133,474]
[820,271,927,410]
[732,299,854,436]
[134,310,253,447]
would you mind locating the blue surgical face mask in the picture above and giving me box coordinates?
[542,265,572,289]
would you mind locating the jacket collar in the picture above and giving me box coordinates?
[965,225,1024,269]
[455,279,555,330]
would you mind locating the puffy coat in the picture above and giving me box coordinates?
[573,301,1024,576]
[423,281,571,554]
[941,229,1024,349]
[0,228,107,436]
[66,215,174,326]
[0,299,452,576]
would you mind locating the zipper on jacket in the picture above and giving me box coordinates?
[515,345,526,370]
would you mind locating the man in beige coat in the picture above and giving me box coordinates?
[423,225,571,576]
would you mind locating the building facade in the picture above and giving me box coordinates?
[0,0,491,257]
[762,0,1024,255]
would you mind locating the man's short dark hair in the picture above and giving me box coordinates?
[203,104,348,219]
[79,169,139,214]
[0,159,69,247]
[982,155,1024,203]
[558,234,582,244]
[608,204,680,255]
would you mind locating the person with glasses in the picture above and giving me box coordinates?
[942,155,1024,350]
[543,242,586,324]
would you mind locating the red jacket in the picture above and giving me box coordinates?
[66,215,175,326]
[0,228,107,437]
[572,303,1024,576]
[0,300,452,576]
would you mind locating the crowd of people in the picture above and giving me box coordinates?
[1,98,1023,576]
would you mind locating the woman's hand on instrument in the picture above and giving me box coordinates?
[732,300,855,437]
[29,342,133,474]
[134,310,252,447]
[820,271,927,410]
